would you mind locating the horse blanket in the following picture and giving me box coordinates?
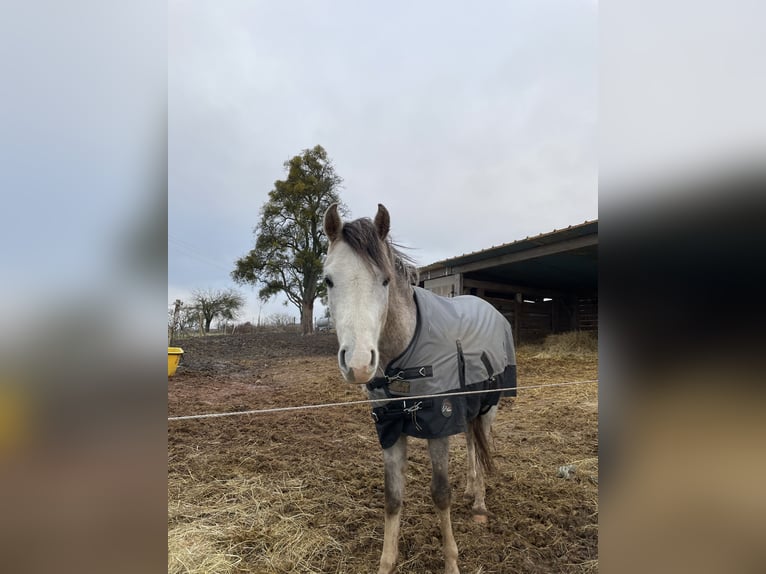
[367,286,516,449]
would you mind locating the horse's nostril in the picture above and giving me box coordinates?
[370,349,377,367]
[339,348,347,370]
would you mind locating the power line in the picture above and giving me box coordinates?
[168,379,598,422]
[168,235,233,273]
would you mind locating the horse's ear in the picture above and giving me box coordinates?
[374,204,390,240]
[323,203,342,242]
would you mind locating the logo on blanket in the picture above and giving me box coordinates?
[441,398,453,418]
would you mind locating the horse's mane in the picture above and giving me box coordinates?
[340,218,419,286]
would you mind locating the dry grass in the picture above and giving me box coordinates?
[168,474,345,574]
[168,332,598,573]
[530,331,598,358]
[168,523,241,574]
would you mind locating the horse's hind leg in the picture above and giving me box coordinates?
[463,421,477,502]
[428,436,460,574]
[378,435,407,574]
[465,405,498,523]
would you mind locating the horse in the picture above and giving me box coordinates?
[323,203,517,574]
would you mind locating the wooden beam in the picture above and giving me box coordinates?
[462,278,565,299]
[451,235,597,274]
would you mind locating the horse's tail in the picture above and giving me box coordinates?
[470,416,495,475]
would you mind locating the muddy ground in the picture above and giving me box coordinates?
[168,330,598,573]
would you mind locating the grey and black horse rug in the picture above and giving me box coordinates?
[367,286,517,449]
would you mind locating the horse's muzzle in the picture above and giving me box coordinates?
[339,347,377,383]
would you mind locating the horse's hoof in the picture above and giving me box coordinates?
[472,513,488,524]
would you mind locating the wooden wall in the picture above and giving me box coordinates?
[486,295,598,344]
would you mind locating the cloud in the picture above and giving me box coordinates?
[169,0,597,315]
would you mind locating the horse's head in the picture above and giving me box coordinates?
[323,203,393,383]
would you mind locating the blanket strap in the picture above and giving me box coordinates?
[366,365,434,392]
[456,339,466,389]
[371,398,433,423]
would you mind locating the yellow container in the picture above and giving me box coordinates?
[168,347,184,377]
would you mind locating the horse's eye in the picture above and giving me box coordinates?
[382,278,390,287]
[325,277,334,288]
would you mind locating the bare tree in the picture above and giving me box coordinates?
[177,305,200,336]
[168,299,183,344]
[190,288,245,334]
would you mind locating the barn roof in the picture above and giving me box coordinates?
[419,219,598,295]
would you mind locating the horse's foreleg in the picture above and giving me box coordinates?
[378,435,407,574]
[428,437,460,574]
[469,405,498,523]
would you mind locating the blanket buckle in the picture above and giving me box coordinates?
[402,400,423,431]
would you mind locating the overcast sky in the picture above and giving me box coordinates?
[168,0,597,324]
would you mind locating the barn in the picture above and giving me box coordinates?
[419,220,598,344]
